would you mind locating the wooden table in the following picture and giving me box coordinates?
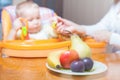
[0,52,120,80]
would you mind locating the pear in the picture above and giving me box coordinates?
[70,34,91,59]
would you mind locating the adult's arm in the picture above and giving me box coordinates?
[83,5,115,36]
[109,33,120,48]
[82,4,120,48]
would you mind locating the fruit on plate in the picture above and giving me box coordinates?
[82,57,94,71]
[70,57,94,72]
[47,34,93,71]
[60,50,79,69]
[47,50,65,69]
[70,34,92,59]
[70,60,85,72]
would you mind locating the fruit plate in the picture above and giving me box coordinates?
[46,61,107,75]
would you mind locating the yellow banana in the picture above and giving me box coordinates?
[47,50,65,69]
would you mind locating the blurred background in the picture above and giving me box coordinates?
[0,0,112,40]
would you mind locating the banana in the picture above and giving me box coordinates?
[47,50,65,69]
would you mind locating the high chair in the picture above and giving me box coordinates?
[1,5,71,57]
[2,6,58,41]
[0,6,106,57]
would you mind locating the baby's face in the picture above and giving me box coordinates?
[21,7,41,33]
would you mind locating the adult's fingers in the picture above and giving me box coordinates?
[56,16,71,25]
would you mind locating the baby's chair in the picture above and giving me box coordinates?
[2,6,57,41]
[1,5,71,57]
[0,6,106,57]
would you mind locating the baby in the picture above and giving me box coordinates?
[8,1,58,40]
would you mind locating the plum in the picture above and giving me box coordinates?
[70,60,85,72]
[82,57,94,71]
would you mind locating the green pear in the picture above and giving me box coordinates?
[70,34,92,59]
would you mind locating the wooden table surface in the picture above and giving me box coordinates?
[0,52,120,80]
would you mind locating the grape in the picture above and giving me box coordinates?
[70,60,85,72]
[82,57,94,71]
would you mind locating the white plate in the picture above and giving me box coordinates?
[46,61,107,75]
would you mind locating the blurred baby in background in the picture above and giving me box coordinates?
[7,1,58,40]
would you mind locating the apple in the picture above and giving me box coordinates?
[60,50,79,69]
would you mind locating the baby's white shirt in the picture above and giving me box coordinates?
[29,28,49,40]
[29,22,57,40]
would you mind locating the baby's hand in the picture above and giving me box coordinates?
[92,30,112,43]
[13,18,23,31]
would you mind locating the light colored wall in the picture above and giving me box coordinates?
[63,0,113,25]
